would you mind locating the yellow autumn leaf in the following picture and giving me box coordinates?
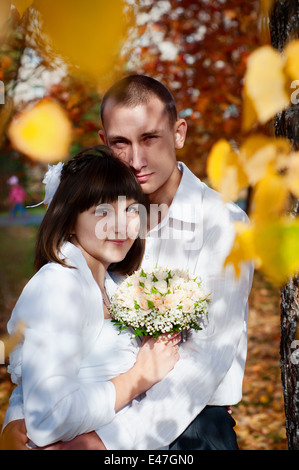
[239,135,291,185]
[207,139,248,202]
[7,99,72,162]
[244,45,289,126]
[254,218,299,285]
[12,0,33,17]
[285,40,299,82]
[224,222,258,277]
[251,169,289,223]
[0,322,25,360]
[242,85,258,131]
[225,218,299,285]
[34,0,133,82]
[0,0,11,31]
[207,139,231,186]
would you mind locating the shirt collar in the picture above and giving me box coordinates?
[167,161,203,224]
[59,242,117,293]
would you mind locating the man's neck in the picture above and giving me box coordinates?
[148,165,182,207]
[147,166,182,231]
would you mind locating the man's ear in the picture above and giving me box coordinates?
[174,119,187,149]
[98,129,107,145]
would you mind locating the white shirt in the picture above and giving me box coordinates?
[3,242,139,447]
[97,162,254,449]
[4,162,253,449]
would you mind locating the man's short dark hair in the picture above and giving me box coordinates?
[100,74,178,127]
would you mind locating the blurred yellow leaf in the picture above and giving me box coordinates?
[207,139,231,186]
[0,96,14,142]
[7,99,72,162]
[242,83,258,131]
[225,222,257,277]
[251,169,289,222]
[0,0,11,31]
[207,139,248,202]
[0,322,25,360]
[239,135,291,185]
[285,40,299,82]
[244,46,289,127]
[226,218,299,285]
[34,0,133,82]
[12,0,33,17]
[254,218,299,285]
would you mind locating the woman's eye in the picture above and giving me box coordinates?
[95,206,110,217]
[127,204,139,215]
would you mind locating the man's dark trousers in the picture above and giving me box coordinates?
[169,406,239,450]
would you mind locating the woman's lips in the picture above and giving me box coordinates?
[107,239,127,246]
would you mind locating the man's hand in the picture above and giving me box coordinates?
[0,419,29,450]
[40,432,107,450]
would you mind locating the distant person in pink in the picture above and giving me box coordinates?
[7,176,28,218]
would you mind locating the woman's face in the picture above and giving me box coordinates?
[72,197,141,270]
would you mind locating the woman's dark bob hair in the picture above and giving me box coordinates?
[34,145,149,275]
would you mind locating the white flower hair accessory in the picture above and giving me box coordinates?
[28,162,64,208]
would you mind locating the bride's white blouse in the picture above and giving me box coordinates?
[6,242,139,447]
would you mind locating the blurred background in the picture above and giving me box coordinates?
[0,0,288,449]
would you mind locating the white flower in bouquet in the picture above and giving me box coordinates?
[110,267,211,339]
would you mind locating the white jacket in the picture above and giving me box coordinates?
[5,242,138,447]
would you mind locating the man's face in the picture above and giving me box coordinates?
[100,96,187,202]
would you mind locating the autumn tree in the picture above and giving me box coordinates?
[0,9,29,207]
[269,0,299,450]
[0,1,132,206]
[205,0,299,449]
[47,77,102,153]
[125,0,260,176]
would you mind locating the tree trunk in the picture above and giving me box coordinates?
[269,0,299,450]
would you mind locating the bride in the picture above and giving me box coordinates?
[3,145,180,448]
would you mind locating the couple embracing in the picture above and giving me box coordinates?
[1,75,253,450]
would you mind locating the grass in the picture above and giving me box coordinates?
[0,225,38,335]
[0,207,45,218]
[0,224,39,428]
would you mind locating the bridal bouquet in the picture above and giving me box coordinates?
[110,267,210,339]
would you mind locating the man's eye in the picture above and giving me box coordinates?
[111,140,127,149]
[144,135,158,142]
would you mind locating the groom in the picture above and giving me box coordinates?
[1,75,253,450]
